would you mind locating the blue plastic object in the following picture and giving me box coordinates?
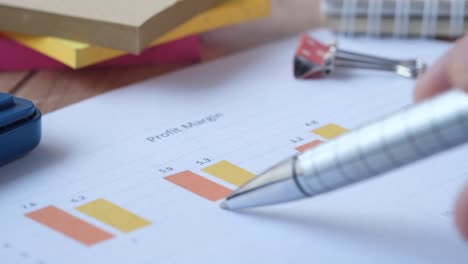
[0,92,41,166]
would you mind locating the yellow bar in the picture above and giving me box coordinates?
[202,160,255,187]
[76,199,150,233]
[312,123,348,139]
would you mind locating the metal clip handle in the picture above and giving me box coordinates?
[334,49,427,78]
[294,34,428,79]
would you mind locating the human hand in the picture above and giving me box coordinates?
[414,36,468,241]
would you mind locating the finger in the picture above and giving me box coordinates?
[455,184,468,241]
[414,36,468,102]
[413,47,452,101]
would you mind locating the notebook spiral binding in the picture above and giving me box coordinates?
[324,0,467,38]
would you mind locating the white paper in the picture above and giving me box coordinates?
[1,30,467,263]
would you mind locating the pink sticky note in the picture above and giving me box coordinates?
[0,35,201,71]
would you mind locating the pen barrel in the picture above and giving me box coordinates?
[295,89,468,196]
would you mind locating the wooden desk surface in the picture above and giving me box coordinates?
[0,0,322,114]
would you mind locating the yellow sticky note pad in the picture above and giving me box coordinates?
[312,124,348,139]
[3,0,270,68]
[76,199,150,233]
[202,160,255,187]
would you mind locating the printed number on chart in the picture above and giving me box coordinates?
[290,137,305,144]
[196,158,212,166]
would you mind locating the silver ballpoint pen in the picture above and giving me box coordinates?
[221,89,468,210]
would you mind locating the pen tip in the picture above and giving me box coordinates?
[220,201,230,210]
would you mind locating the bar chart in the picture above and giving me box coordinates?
[164,160,255,201]
[23,123,349,249]
[163,124,349,202]
[26,199,150,246]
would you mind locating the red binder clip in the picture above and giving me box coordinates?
[294,34,427,79]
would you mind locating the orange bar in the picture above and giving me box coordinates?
[295,140,322,152]
[26,206,114,246]
[165,171,232,201]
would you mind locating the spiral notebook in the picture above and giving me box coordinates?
[323,0,468,38]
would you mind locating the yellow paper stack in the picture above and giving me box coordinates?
[0,0,270,69]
